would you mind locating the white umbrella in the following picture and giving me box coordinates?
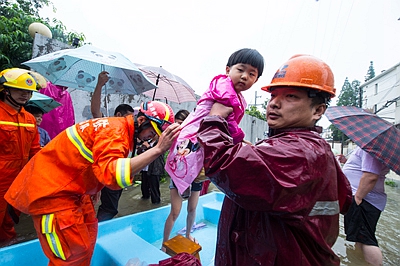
[136,64,197,104]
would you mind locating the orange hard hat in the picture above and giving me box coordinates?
[262,54,336,98]
[140,101,175,136]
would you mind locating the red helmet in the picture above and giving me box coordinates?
[262,54,336,98]
[140,101,174,135]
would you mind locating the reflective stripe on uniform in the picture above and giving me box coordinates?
[66,126,94,163]
[41,214,66,260]
[0,121,35,127]
[116,158,132,188]
[309,200,339,216]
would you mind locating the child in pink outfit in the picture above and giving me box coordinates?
[165,48,264,194]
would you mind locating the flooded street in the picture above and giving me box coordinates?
[333,182,400,265]
[7,178,400,265]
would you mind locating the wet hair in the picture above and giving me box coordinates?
[24,105,44,115]
[308,90,332,106]
[227,48,264,78]
[175,109,190,121]
[114,104,134,116]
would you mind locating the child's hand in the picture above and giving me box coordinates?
[209,102,233,118]
[242,139,252,145]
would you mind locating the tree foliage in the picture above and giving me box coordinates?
[364,61,375,82]
[329,77,361,141]
[0,0,86,70]
[245,99,268,121]
[336,77,361,107]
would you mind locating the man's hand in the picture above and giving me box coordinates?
[156,123,181,153]
[354,171,379,205]
[209,102,233,119]
[91,191,101,205]
[97,71,109,87]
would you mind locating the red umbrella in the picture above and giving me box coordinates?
[136,64,197,104]
[325,106,400,175]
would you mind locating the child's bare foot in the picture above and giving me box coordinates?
[161,246,166,252]
[187,235,199,244]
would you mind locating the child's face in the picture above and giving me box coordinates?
[226,63,259,93]
[33,113,43,126]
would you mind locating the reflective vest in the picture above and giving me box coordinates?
[0,101,40,187]
[5,115,136,215]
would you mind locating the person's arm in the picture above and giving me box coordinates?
[209,102,233,118]
[91,71,109,118]
[354,171,379,205]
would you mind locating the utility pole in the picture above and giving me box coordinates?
[255,91,262,106]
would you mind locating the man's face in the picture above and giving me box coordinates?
[138,126,157,142]
[226,63,259,93]
[7,88,32,105]
[266,87,325,129]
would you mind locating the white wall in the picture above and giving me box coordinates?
[361,63,400,126]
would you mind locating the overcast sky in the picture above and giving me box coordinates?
[40,0,400,126]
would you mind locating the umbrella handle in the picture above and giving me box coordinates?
[101,64,109,117]
[152,73,161,100]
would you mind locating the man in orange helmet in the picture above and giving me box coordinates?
[198,55,352,265]
[5,100,180,265]
[0,68,41,246]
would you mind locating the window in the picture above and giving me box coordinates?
[374,84,378,95]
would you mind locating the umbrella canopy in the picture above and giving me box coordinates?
[325,106,400,175]
[26,91,62,113]
[22,45,156,95]
[136,64,197,104]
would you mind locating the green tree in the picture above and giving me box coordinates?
[245,99,268,121]
[336,77,362,107]
[364,61,375,82]
[329,77,361,141]
[0,0,86,70]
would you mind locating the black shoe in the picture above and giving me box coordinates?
[141,196,150,200]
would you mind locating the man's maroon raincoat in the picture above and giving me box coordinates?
[197,116,352,265]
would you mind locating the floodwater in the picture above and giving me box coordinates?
[333,181,400,265]
[5,179,400,265]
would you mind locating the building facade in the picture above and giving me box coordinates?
[360,62,400,128]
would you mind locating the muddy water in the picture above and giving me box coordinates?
[7,180,400,265]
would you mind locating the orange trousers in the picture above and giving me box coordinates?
[0,196,16,243]
[32,196,98,266]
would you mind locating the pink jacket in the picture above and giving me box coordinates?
[165,75,246,194]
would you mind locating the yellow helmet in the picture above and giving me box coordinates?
[0,68,39,92]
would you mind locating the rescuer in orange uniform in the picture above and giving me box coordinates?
[5,101,180,265]
[0,68,41,246]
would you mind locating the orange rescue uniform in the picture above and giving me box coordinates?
[0,101,40,242]
[5,115,136,265]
